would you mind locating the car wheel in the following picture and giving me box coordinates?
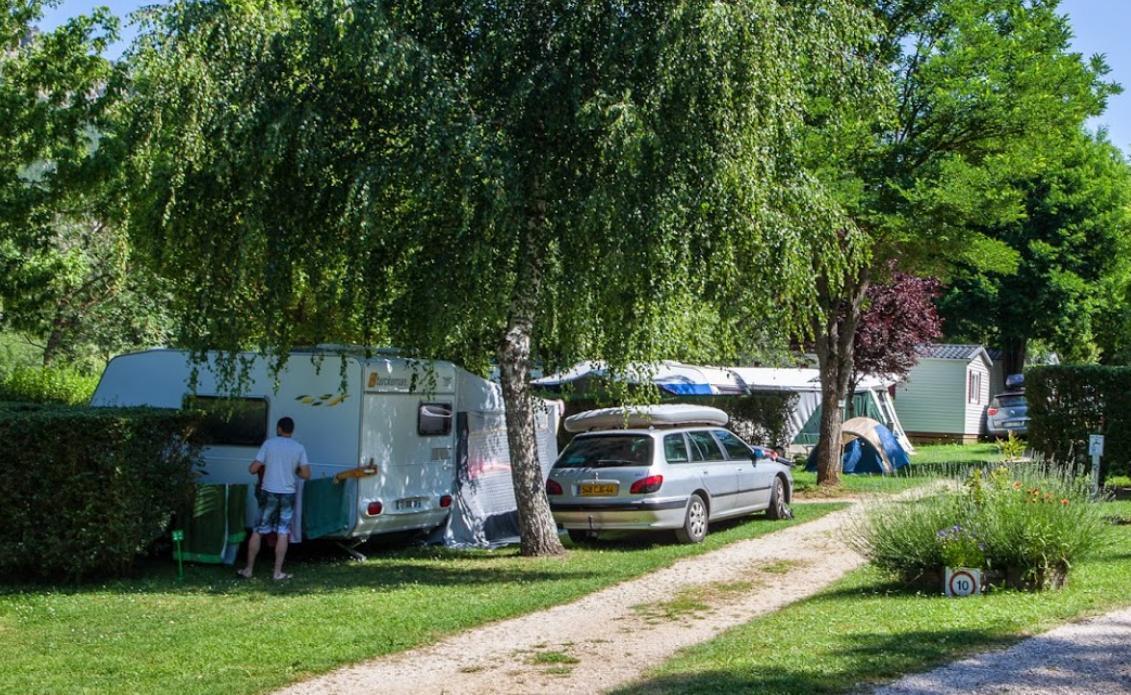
[766,477,791,520]
[675,493,708,544]
[568,529,596,544]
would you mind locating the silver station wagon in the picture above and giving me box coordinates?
[547,405,793,544]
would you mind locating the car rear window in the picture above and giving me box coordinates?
[664,433,690,463]
[555,435,654,468]
[993,395,1026,408]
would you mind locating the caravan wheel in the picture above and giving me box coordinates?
[568,529,597,544]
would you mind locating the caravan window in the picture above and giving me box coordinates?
[185,396,268,447]
[418,402,453,436]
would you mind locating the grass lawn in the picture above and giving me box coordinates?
[0,503,845,694]
[792,443,1005,499]
[911,442,1004,467]
[619,500,1131,695]
[791,469,927,497]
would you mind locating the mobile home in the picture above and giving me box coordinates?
[893,344,992,444]
[91,349,560,545]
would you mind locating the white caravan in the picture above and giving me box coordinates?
[91,348,560,542]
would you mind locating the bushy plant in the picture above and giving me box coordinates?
[0,407,201,582]
[850,464,1110,590]
[0,365,99,405]
[995,431,1026,462]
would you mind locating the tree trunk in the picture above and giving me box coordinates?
[1002,336,1027,385]
[497,197,564,557]
[41,308,72,367]
[813,270,870,487]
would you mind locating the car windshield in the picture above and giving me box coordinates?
[554,435,653,468]
[994,395,1026,408]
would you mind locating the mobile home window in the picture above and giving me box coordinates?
[967,372,982,404]
[418,402,453,436]
[185,396,269,447]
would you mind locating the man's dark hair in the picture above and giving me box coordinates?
[277,416,295,434]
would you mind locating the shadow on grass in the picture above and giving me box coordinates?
[0,539,602,597]
[616,628,1021,695]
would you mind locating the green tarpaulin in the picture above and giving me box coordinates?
[303,477,355,539]
[174,484,248,564]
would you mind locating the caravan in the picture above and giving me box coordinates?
[91,348,560,545]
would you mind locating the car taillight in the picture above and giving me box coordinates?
[630,475,663,494]
[546,479,563,495]
[987,407,999,417]
[366,501,383,516]
[439,494,452,508]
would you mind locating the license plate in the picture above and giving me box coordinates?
[1004,421,1024,428]
[580,483,618,497]
[395,497,426,510]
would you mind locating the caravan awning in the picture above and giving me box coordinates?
[730,368,895,393]
[533,361,746,396]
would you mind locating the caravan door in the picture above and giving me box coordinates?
[355,361,458,536]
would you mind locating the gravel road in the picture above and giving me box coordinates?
[277,504,868,695]
[874,606,1131,695]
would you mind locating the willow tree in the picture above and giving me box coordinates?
[123,0,882,555]
[806,0,1118,485]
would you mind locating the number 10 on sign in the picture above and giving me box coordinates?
[945,567,983,597]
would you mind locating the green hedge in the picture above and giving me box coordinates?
[1027,365,1131,479]
[0,366,99,405]
[709,393,797,449]
[0,407,201,582]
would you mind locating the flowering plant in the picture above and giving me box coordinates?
[936,524,986,568]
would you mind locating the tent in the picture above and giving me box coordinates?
[534,362,913,452]
[805,417,911,475]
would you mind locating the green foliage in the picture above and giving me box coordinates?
[0,1,120,326]
[805,0,1114,484]
[121,0,883,373]
[1027,365,1131,478]
[939,131,1131,365]
[711,393,798,449]
[0,3,164,366]
[0,365,98,405]
[995,431,1026,462]
[850,465,1109,588]
[0,407,200,581]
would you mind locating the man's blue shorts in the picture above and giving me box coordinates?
[254,491,295,535]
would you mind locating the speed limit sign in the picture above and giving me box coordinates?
[945,567,983,597]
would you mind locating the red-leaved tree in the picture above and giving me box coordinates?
[850,272,943,399]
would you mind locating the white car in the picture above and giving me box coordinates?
[547,405,793,543]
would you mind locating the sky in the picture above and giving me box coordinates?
[38,0,1131,154]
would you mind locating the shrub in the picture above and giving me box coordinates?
[849,464,1110,590]
[1027,365,1131,479]
[0,407,200,582]
[0,365,99,405]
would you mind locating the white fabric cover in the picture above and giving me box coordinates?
[564,404,728,433]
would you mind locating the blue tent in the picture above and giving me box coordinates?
[805,418,910,475]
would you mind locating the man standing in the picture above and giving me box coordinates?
[239,416,311,580]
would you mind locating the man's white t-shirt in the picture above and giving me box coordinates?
[255,436,310,494]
